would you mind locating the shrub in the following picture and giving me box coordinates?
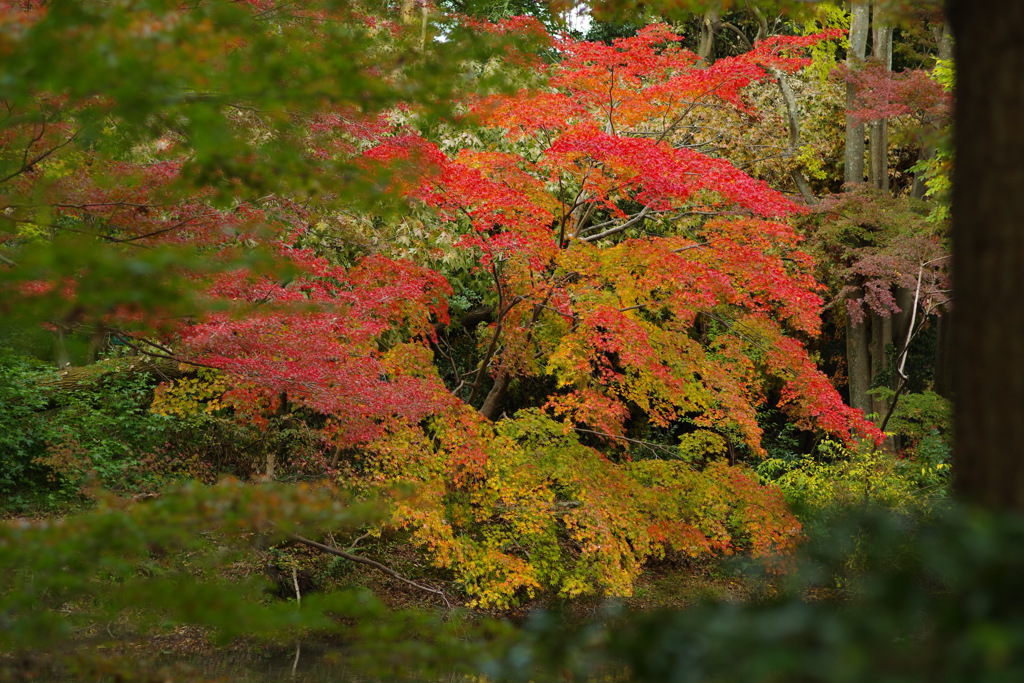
[757,438,937,523]
[362,407,801,608]
[0,349,52,508]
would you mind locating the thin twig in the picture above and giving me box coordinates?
[574,427,680,457]
[291,566,301,608]
[288,533,451,608]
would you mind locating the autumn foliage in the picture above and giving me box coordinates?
[3,6,880,606]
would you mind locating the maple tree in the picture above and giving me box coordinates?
[0,0,522,347]
[321,19,880,604]
[3,3,881,606]
[359,22,872,446]
[9,2,1024,679]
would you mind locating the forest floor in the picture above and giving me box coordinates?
[1,496,770,681]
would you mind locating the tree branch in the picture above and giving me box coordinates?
[288,533,451,607]
[0,130,80,186]
[771,67,818,206]
[580,206,651,243]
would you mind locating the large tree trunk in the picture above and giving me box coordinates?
[868,2,893,422]
[844,1,870,186]
[842,2,872,420]
[949,0,1024,510]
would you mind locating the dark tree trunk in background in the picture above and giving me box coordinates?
[869,311,893,418]
[949,0,1024,510]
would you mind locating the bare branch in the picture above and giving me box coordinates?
[288,532,451,607]
[574,427,680,457]
[580,206,651,243]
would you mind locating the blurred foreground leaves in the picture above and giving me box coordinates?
[0,481,383,651]
[5,496,1024,682]
[484,506,1024,683]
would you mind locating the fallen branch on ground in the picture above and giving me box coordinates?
[287,532,451,608]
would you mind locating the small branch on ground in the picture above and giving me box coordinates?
[291,566,301,608]
[288,533,451,608]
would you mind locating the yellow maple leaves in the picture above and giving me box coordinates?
[151,368,228,418]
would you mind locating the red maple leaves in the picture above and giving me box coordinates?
[357,23,878,449]
[181,248,452,445]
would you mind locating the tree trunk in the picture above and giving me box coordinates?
[479,371,510,421]
[772,66,818,205]
[912,21,952,199]
[847,303,872,416]
[933,309,953,399]
[842,3,872,420]
[869,311,895,452]
[892,286,914,353]
[697,8,721,64]
[949,0,1024,510]
[869,6,893,193]
[40,356,190,395]
[869,311,892,416]
[400,0,415,24]
[844,1,870,186]
[935,19,954,62]
[53,326,71,369]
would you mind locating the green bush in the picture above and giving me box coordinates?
[886,390,952,495]
[0,349,52,507]
[758,439,928,518]
[483,507,1024,683]
[0,350,225,510]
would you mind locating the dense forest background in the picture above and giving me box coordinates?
[2,1,1022,680]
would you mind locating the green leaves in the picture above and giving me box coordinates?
[0,348,50,499]
[1,1,544,342]
[0,480,382,651]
